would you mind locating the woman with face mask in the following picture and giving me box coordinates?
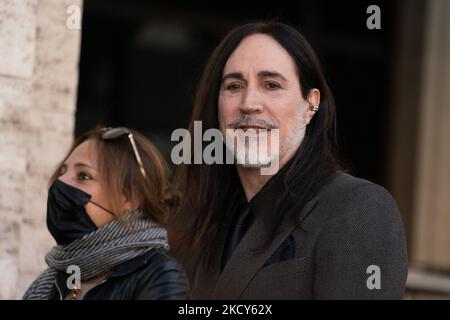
[23,127,189,300]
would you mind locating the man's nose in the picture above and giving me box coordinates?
[239,88,263,114]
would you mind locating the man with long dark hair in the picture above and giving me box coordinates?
[170,21,408,299]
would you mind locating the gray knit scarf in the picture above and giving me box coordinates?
[23,212,169,300]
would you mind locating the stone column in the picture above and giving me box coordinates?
[0,0,82,299]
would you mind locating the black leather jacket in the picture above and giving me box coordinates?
[53,249,190,299]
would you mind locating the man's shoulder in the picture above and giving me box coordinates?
[322,170,375,191]
[313,170,400,226]
[318,170,391,202]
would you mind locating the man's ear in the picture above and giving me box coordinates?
[305,89,321,124]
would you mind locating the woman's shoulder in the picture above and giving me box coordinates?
[131,249,190,299]
[142,249,186,272]
[127,249,187,278]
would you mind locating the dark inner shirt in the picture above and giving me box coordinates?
[220,182,295,272]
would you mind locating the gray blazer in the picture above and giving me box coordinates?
[188,171,408,299]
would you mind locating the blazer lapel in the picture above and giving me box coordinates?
[211,195,319,299]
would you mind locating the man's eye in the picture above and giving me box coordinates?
[226,83,242,91]
[265,82,281,90]
[77,172,92,181]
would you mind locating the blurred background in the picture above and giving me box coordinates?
[0,0,449,299]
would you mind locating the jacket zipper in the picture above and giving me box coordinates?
[55,276,110,300]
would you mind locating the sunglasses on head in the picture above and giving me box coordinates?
[100,127,147,178]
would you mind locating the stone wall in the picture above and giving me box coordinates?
[0,0,82,299]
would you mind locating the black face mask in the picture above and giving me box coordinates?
[46,179,113,245]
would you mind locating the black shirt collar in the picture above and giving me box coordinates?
[238,154,296,217]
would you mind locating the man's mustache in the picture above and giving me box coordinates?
[226,115,278,129]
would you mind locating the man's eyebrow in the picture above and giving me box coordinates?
[221,71,288,83]
[257,70,288,81]
[221,72,244,83]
